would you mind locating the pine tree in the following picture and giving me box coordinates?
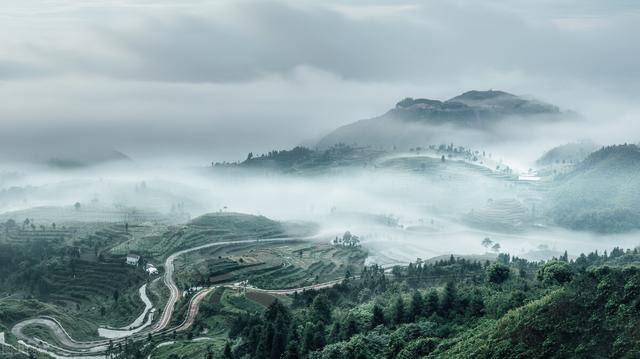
[371,303,386,328]
[311,294,332,324]
[440,282,457,316]
[392,295,405,325]
[342,316,358,340]
[282,339,300,359]
[270,315,288,359]
[409,291,424,322]
[329,321,341,343]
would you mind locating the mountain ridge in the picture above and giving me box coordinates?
[317,90,564,149]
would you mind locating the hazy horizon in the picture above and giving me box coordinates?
[1,0,640,164]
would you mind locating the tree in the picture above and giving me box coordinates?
[487,263,510,284]
[270,316,288,359]
[311,294,332,324]
[222,341,233,358]
[481,237,493,250]
[113,289,119,302]
[560,250,569,262]
[440,282,457,316]
[397,338,439,359]
[371,303,386,328]
[74,202,81,211]
[409,291,424,322]
[537,261,573,285]
[491,243,501,253]
[247,152,254,161]
[424,290,439,317]
[441,155,446,162]
[391,295,405,325]
[282,339,300,359]
[342,316,358,340]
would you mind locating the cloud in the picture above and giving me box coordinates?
[1,0,640,163]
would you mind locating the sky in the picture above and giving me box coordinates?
[1,0,640,164]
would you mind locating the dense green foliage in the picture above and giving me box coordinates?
[212,248,640,359]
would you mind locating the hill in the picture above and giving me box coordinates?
[433,265,640,358]
[548,144,640,232]
[214,144,385,174]
[537,140,599,166]
[47,150,133,169]
[317,90,563,149]
[112,212,299,259]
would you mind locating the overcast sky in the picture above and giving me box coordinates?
[1,0,640,164]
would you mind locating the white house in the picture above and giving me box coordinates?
[126,254,140,266]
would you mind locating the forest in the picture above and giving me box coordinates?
[108,246,640,359]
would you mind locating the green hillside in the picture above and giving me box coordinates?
[209,247,640,359]
[112,212,293,259]
[434,266,640,358]
[548,144,640,232]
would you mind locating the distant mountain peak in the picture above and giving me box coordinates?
[47,149,133,169]
[388,90,560,127]
[317,90,566,149]
[447,89,514,102]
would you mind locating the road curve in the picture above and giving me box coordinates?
[152,237,296,332]
[10,237,346,358]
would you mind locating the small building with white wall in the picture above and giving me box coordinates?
[126,254,140,266]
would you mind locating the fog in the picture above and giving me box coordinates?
[1,0,640,264]
[2,160,638,265]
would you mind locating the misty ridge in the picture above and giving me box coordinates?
[2,1,640,358]
[1,89,639,262]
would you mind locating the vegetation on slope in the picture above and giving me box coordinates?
[113,212,292,259]
[548,144,640,232]
[537,140,599,166]
[214,144,384,174]
[218,248,640,359]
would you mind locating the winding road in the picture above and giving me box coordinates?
[10,237,345,358]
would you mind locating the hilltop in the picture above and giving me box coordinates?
[317,90,563,149]
[537,140,599,166]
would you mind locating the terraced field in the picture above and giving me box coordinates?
[111,212,293,260]
[0,212,363,358]
[41,256,145,307]
[173,240,367,290]
[378,154,553,232]
[3,228,75,246]
[0,221,151,343]
[463,198,532,232]
[0,205,167,226]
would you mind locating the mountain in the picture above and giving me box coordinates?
[47,150,133,169]
[548,144,640,232]
[317,90,562,149]
[537,140,599,166]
